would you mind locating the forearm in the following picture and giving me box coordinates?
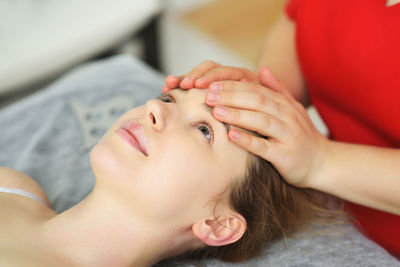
[310,140,400,215]
[257,15,309,106]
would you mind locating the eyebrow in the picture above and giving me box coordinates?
[201,102,231,134]
[172,88,231,134]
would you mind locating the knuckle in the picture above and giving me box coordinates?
[271,95,281,105]
[259,139,270,156]
[276,103,285,115]
[213,66,224,72]
[238,68,246,76]
[221,80,234,88]
[222,91,232,104]
[273,92,287,105]
[190,68,202,77]
[294,101,303,110]
[278,104,293,121]
[284,114,296,126]
[201,60,217,68]
[247,82,259,91]
[243,134,253,147]
[262,115,270,129]
[254,93,267,109]
[242,68,253,77]
[288,109,300,124]
[211,67,226,77]
[231,108,241,121]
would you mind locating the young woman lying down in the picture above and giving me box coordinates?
[0,88,341,266]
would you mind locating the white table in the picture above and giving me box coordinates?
[0,0,161,95]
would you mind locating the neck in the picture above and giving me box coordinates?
[37,186,195,267]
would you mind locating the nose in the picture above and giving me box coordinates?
[145,99,166,131]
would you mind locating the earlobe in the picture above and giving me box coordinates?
[192,214,246,247]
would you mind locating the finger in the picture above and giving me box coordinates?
[162,85,170,94]
[194,66,257,88]
[213,106,285,140]
[165,75,183,89]
[208,81,287,106]
[180,60,221,89]
[258,67,293,99]
[228,128,281,163]
[205,88,282,119]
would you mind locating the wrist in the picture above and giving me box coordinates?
[305,135,334,190]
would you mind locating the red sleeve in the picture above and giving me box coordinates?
[285,0,299,21]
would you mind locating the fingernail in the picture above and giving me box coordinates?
[182,77,191,83]
[230,130,240,140]
[209,82,222,91]
[215,106,227,116]
[206,92,219,102]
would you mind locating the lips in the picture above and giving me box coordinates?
[115,121,148,156]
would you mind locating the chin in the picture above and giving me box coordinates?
[90,142,112,178]
[90,139,125,180]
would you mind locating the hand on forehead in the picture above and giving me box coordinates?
[168,87,258,141]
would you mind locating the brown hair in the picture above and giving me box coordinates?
[168,153,346,264]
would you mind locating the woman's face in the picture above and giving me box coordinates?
[90,89,249,226]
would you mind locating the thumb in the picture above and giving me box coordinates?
[258,67,291,98]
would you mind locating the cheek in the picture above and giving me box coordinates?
[91,127,236,223]
[90,106,147,178]
[132,143,224,221]
[90,136,145,185]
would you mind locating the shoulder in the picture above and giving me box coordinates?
[0,167,51,207]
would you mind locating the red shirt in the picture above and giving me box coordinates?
[285,0,400,256]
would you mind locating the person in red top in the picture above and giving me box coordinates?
[163,0,400,257]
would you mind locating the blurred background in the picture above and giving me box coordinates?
[0,0,326,135]
[0,0,287,107]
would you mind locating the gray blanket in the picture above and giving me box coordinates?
[0,55,398,266]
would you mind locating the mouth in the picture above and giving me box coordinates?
[115,121,148,156]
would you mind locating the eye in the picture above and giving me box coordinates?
[195,120,214,143]
[199,125,210,138]
[158,94,174,103]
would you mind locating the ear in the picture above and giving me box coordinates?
[192,213,246,247]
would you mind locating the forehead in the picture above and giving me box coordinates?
[170,88,231,130]
[169,87,201,100]
[169,88,256,136]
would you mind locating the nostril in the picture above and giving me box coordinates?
[150,113,156,124]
